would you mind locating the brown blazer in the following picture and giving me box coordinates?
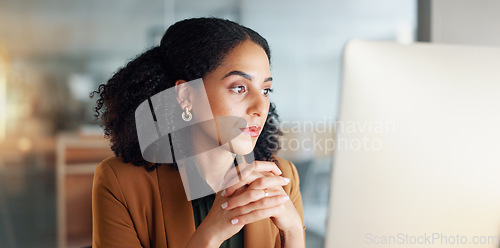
[92,156,305,248]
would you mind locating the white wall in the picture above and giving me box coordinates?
[240,0,416,122]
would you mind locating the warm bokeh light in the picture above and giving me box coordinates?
[17,136,33,152]
[0,46,7,142]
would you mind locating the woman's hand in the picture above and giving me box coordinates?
[222,161,304,234]
[186,160,288,247]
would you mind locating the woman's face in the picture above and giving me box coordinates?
[202,40,272,155]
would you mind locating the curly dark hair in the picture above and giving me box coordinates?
[91,17,283,171]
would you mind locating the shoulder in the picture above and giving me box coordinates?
[93,156,158,198]
[271,156,301,194]
[273,156,299,180]
[95,156,154,179]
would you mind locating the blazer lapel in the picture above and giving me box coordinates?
[157,165,196,248]
[157,165,277,248]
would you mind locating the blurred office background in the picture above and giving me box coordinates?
[1,0,497,247]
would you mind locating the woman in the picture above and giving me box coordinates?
[91,17,305,248]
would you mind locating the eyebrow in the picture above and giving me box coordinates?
[222,70,273,83]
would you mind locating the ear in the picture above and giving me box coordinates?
[175,80,192,110]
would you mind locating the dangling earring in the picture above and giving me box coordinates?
[182,107,192,122]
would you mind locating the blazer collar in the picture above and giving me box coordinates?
[157,165,195,248]
[157,165,275,248]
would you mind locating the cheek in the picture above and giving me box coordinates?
[203,81,226,115]
[263,101,271,116]
[261,101,271,123]
[207,91,244,117]
[205,89,227,116]
[210,98,238,117]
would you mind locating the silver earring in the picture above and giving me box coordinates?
[182,107,192,122]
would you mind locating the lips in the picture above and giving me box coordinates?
[240,126,261,137]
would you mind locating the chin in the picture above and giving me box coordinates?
[229,133,257,156]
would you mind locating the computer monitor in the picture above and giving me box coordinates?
[326,40,500,248]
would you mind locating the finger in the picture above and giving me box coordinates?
[229,196,290,225]
[223,176,289,210]
[223,188,282,210]
[223,160,281,188]
[222,171,263,197]
[223,172,288,198]
[252,161,282,176]
[247,175,290,191]
[221,163,255,190]
[222,160,253,182]
[231,184,248,198]
[223,161,282,197]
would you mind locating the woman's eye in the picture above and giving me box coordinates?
[262,88,274,96]
[230,85,246,94]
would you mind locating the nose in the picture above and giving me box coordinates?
[247,91,268,118]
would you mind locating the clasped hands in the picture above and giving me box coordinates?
[188,160,304,247]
